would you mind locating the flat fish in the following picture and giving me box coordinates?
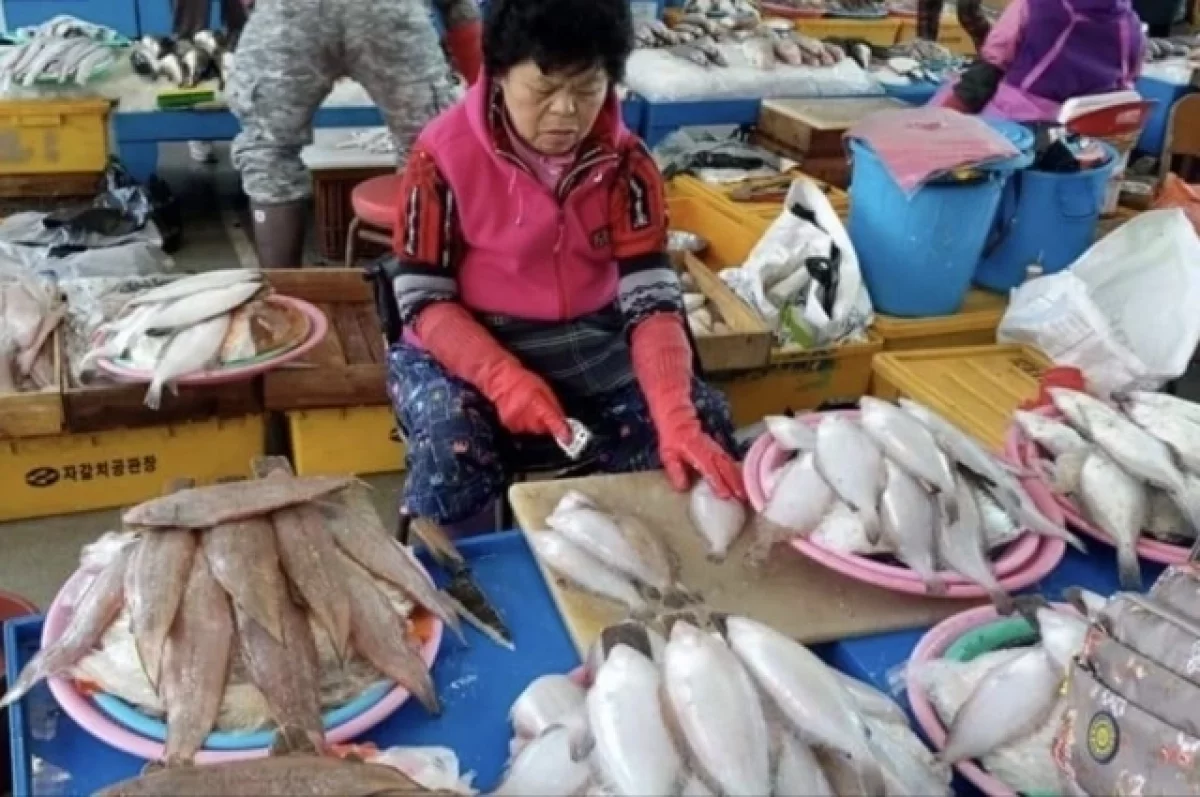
[588,645,683,796]
[1123,399,1200,474]
[1118,390,1200,427]
[510,674,587,743]
[774,731,834,797]
[494,725,591,797]
[663,622,771,796]
[144,282,262,334]
[1013,410,1088,458]
[126,530,197,686]
[688,479,746,561]
[201,517,287,643]
[144,313,230,410]
[1078,451,1147,590]
[1,543,134,708]
[159,553,234,766]
[124,475,354,528]
[1076,394,1187,495]
[860,396,956,498]
[757,452,835,549]
[218,301,259,363]
[829,669,909,726]
[528,532,647,612]
[879,460,946,595]
[79,304,156,372]
[937,474,1012,613]
[124,269,262,309]
[815,416,885,543]
[321,487,460,634]
[0,330,18,393]
[547,504,674,593]
[341,555,439,714]
[765,415,816,451]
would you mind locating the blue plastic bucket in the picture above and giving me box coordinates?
[848,121,1034,318]
[974,143,1119,292]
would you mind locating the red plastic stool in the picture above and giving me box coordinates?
[346,174,402,267]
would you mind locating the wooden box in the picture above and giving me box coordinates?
[676,252,773,372]
[0,330,64,440]
[757,97,908,159]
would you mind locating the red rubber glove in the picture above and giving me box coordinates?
[415,302,570,440]
[443,21,483,85]
[631,313,746,501]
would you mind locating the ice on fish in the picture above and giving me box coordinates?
[814,416,884,544]
[510,674,587,742]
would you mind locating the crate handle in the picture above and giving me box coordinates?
[17,115,63,128]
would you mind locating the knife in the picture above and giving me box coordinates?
[403,516,515,650]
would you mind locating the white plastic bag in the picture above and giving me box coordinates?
[998,209,1200,396]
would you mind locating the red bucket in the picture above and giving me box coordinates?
[1,590,39,795]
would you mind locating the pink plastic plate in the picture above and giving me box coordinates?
[95,296,329,387]
[43,564,443,763]
[743,412,1062,597]
[906,603,1074,797]
[1004,406,1189,566]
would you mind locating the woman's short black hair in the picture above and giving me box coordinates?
[483,0,634,82]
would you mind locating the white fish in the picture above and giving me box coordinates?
[1122,400,1200,474]
[1013,410,1088,458]
[723,616,885,796]
[938,647,1061,764]
[547,505,673,593]
[554,490,597,514]
[662,622,771,797]
[125,269,262,308]
[1078,451,1147,590]
[937,474,1012,613]
[976,488,1022,547]
[493,725,591,797]
[689,479,746,562]
[79,304,157,372]
[527,532,647,612]
[865,716,953,796]
[1073,394,1187,495]
[828,670,909,727]
[1117,390,1200,427]
[879,460,946,595]
[143,281,262,333]
[1047,387,1116,432]
[144,313,230,410]
[860,396,956,497]
[510,674,586,741]
[1030,604,1088,674]
[588,645,683,797]
[764,415,815,451]
[773,731,834,797]
[814,416,884,543]
[755,453,835,555]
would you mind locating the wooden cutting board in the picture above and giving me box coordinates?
[509,472,983,655]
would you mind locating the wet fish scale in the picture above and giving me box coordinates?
[126,530,197,687]
[160,553,234,766]
[123,475,354,529]
[202,517,287,643]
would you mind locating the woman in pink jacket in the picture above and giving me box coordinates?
[379,0,744,533]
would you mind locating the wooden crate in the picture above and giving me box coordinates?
[312,166,395,262]
[63,376,261,434]
[0,330,64,440]
[263,269,388,411]
[757,97,907,159]
[677,252,772,372]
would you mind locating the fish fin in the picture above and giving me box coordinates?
[271,725,321,757]
[599,620,654,660]
[143,376,165,410]
[1117,543,1143,590]
[0,651,47,709]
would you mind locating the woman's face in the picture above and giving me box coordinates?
[499,61,610,156]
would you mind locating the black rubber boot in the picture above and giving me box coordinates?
[250,200,307,268]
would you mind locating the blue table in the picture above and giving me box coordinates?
[6,531,581,796]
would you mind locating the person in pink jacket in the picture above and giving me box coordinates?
[378,0,745,533]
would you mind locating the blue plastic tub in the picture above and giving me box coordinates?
[975,143,1118,292]
[847,121,1034,318]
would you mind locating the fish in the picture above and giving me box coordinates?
[1116,390,1200,427]
[688,479,746,561]
[323,487,461,634]
[937,473,1012,612]
[1065,389,1188,496]
[144,312,230,410]
[125,529,197,686]
[861,716,953,796]
[1013,410,1088,458]
[1,542,134,708]
[218,301,258,363]
[587,620,667,673]
[809,501,880,554]
[124,474,354,528]
[493,725,591,797]
[95,754,426,797]
[829,669,909,726]
[773,731,834,797]
[742,37,776,69]
[1017,600,1087,674]
[755,452,835,554]
[143,281,262,334]
[1147,486,1194,541]
[15,302,64,378]
[814,415,884,543]
[124,269,262,309]
[587,645,684,796]
[662,622,772,796]
[1122,399,1200,474]
[764,415,815,451]
[527,532,647,612]
[938,647,1061,764]
[510,674,587,743]
[546,503,673,594]
[201,516,287,642]
[879,460,946,595]
[670,44,711,67]
[723,615,885,796]
[158,553,234,766]
[0,330,18,393]
[772,37,804,65]
[80,304,157,372]
[1078,450,1147,589]
[860,396,957,498]
[341,555,439,714]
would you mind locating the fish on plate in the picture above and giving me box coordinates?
[937,472,1013,613]
[814,416,885,544]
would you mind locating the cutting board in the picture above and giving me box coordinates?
[509,471,983,655]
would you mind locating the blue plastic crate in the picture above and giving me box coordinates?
[641,98,762,148]
[6,530,580,795]
[1135,76,1195,157]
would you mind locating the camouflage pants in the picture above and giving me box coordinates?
[229,0,460,205]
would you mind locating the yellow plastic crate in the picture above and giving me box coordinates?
[872,289,1007,352]
[0,98,112,175]
[895,19,976,54]
[0,415,265,522]
[870,344,1051,450]
[795,17,903,45]
[667,194,767,270]
[671,174,850,222]
[287,406,405,477]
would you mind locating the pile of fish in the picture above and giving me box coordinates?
[1144,35,1199,62]
[681,272,733,336]
[130,31,235,89]
[0,272,65,393]
[1,458,464,768]
[633,17,847,69]
[753,397,1083,607]
[10,14,121,42]
[911,596,1100,794]
[1013,388,1200,589]
[495,615,951,796]
[78,268,306,409]
[0,34,117,86]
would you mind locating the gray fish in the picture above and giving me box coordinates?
[937,473,1012,612]
[1078,450,1147,589]
[201,516,287,643]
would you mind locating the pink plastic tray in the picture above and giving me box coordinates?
[95,296,328,387]
[743,412,1064,597]
[1004,406,1189,566]
[905,603,1074,797]
[43,562,443,763]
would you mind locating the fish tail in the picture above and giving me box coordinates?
[0,652,47,709]
[144,375,165,410]
[1117,543,1143,591]
[861,507,882,546]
